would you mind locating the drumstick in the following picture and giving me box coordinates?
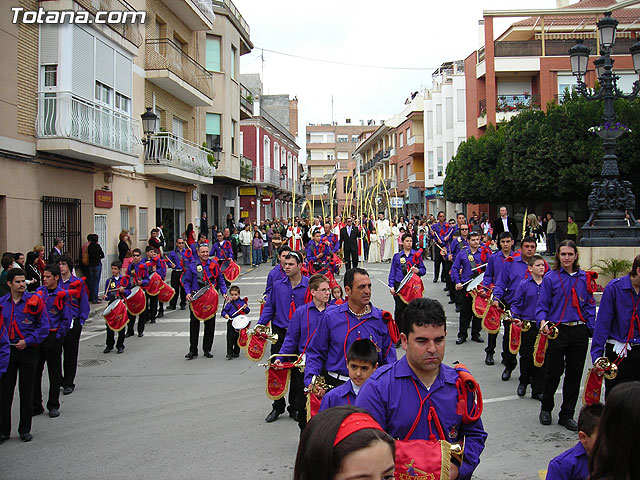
[377,279,394,292]
[163,255,176,268]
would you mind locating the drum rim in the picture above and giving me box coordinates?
[103,298,124,315]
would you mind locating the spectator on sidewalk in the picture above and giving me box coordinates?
[567,216,578,243]
[87,234,105,304]
[239,224,252,265]
[546,212,557,255]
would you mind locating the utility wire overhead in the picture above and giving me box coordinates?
[255,46,439,71]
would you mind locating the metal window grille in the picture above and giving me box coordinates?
[42,196,81,265]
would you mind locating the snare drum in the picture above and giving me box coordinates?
[103,299,129,331]
[190,286,219,321]
[125,286,146,316]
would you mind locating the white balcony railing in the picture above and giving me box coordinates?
[311,184,329,195]
[144,133,215,177]
[255,167,280,187]
[36,91,139,155]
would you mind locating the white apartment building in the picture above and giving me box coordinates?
[424,61,467,219]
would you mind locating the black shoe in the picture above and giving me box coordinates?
[20,432,33,442]
[157,312,164,318]
[443,286,449,292]
[448,299,455,304]
[456,337,466,345]
[517,383,527,397]
[471,335,484,343]
[289,410,299,422]
[180,305,186,310]
[62,386,74,395]
[0,434,9,444]
[185,352,197,359]
[265,409,284,423]
[204,351,213,358]
[455,306,461,313]
[226,354,233,360]
[125,331,134,337]
[233,352,239,358]
[166,306,176,311]
[485,353,494,365]
[559,417,578,431]
[103,347,112,354]
[117,347,124,354]
[150,319,156,324]
[48,408,60,418]
[532,393,543,401]
[433,278,438,283]
[138,332,144,337]
[501,368,512,381]
[32,406,45,416]
[539,410,552,426]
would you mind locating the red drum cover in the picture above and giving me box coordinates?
[471,290,490,319]
[237,327,249,349]
[190,286,219,321]
[221,259,240,282]
[126,286,146,316]
[158,282,175,303]
[103,300,129,332]
[146,272,163,296]
[394,439,451,480]
[533,332,549,368]
[398,273,424,304]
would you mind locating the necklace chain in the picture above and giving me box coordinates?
[348,305,371,318]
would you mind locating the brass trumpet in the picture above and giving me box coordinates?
[593,356,618,380]
[253,324,279,344]
[450,439,464,465]
[259,353,305,372]
[304,374,334,395]
[548,325,559,340]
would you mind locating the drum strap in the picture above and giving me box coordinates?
[405,377,444,441]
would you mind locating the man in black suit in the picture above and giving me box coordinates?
[491,206,518,241]
[340,217,359,271]
[48,238,64,265]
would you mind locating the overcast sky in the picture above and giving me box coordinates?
[236,0,561,136]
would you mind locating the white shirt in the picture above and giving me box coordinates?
[351,380,361,396]
[502,217,509,232]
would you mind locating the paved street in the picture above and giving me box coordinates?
[0,259,581,480]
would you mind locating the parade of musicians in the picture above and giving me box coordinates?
[2,0,640,479]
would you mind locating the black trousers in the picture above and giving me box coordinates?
[344,249,358,272]
[394,291,408,336]
[486,316,517,370]
[33,332,63,411]
[433,247,445,281]
[169,270,186,309]
[1,346,39,435]
[270,324,299,414]
[541,324,589,419]
[226,319,240,357]
[147,294,158,322]
[458,291,481,340]
[519,324,544,394]
[106,326,126,350]
[62,320,83,389]
[127,295,150,336]
[189,312,215,354]
[294,371,308,431]
[604,343,640,398]
[443,259,455,303]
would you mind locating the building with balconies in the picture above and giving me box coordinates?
[394,96,425,217]
[424,61,467,219]
[240,99,300,223]
[466,0,640,139]
[306,122,377,217]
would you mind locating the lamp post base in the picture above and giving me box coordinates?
[580,211,640,246]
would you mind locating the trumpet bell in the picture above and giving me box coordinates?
[548,326,559,340]
[450,440,464,464]
[521,321,531,332]
[605,362,618,380]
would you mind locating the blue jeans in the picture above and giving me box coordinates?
[262,245,268,263]
[547,233,556,255]
[89,264,102,302]
[252,249,262,266]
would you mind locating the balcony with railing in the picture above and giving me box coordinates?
[212,0,251,50]
[494,37,636,58]
[144,133,215,184]
[240,83,254,119]
[36,91,140,166]
[159,0,215,31]
[255,166,280,188]
[496,94,541,123]
[240,155,253,182]
[73,0,143,47]
[408,172,425,187]
[145,38,213,106]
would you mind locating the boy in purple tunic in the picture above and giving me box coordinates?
[319,338,378,412]
[547,403,602,480]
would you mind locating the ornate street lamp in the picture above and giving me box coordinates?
[140,107,158,145]
[280,164,287,181]
[569,12,640,246]
[212,143,222,166]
